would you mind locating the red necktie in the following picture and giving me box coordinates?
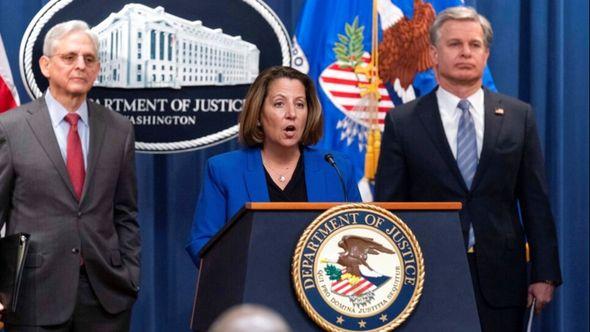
[64,113,85,200]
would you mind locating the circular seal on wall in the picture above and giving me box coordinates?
[292,204,424,331]
[19,0,291,153]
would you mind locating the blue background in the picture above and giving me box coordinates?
[0,0,587,331]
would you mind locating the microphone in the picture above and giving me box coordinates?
[324,153,348,202]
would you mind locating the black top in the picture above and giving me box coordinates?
[264,153,308,202]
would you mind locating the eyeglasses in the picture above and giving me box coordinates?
[51,53,99,66]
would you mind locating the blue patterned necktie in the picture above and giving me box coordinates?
[456,99,477,248]
[456,100,477,189]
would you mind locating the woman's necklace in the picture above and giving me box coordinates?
[264,161,295,182]
[262,151,299,184]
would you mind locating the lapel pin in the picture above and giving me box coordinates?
[494,108,504,116]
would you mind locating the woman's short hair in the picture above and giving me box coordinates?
[43,20,99,56]
[239,66,323,147]
[429,6,493,48]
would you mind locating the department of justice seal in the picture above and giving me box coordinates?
[292,204,424,331]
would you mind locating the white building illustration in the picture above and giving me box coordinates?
[92,3,260,89]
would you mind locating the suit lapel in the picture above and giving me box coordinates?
[244,149,269,201]
[303,148,326,202]
[417,91,467,191]
[470,90,504,191]
[80,101,107,203]
[26,97,78,200]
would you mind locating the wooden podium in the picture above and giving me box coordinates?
[190,202,480,331]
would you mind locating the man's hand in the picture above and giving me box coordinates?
[1,300,4,329]
[527,282,555,314]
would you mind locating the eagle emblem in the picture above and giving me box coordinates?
[292,204,425,331]
[324,235,396,307]
[379,0,435,102]
[319,0,436,138]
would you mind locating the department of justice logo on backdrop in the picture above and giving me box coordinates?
[292,204,425,332]
[19,0,291,153]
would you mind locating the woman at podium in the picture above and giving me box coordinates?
[186,66,361,264]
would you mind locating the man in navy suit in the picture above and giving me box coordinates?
[375,7,561,332]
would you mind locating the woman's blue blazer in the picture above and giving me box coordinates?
[186,146,362,264]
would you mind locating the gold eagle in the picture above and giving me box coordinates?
[337,235,395,277]
[378,0,436,90]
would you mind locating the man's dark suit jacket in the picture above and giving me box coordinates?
[375,88,561,307]
[0,97,140,325]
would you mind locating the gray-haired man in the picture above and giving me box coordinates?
[0,20,139,331]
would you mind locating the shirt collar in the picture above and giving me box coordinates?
[436,86,484,115]
[45,89,89,128]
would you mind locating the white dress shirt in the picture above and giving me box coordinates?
[436,86,485,160]
[436,86,484,248]
[45,89,90,169]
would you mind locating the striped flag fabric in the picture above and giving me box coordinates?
[0,33,20,113]
[318,53,392,133]
[331,276,378,296]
